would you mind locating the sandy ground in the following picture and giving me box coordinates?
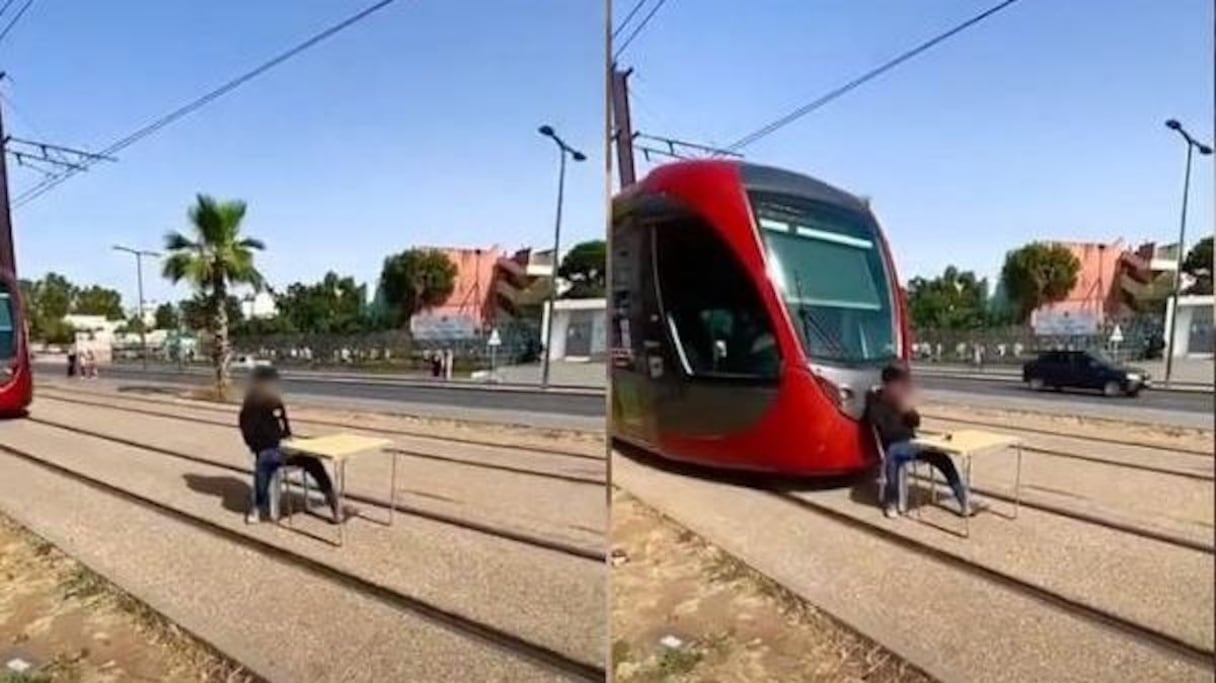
[610,490,932,683]
[0,513,255,683]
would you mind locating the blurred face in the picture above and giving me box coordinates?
[884,377,913,403]
[250,377,281,400]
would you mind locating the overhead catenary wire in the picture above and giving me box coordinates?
[612,0,669,61]
[612,0,649,40]
[0,0,36,47]
[13,0,404,208]
[724,0,1024,152]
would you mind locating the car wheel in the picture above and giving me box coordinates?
[1102,381,1121,397]
[1028,377,1045,391]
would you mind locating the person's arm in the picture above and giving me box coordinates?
[276,401,293,439]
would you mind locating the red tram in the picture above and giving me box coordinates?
[610,160,910,476]
[0,267,32,415]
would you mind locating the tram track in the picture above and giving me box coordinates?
[766,487,1215,669]
[46,388,1211,552]
[0,430,605,681]
[24,411,603,562]
[37,391,606,483]
[38,384,605,462]
[919,410,1214,457]
[613,444,1214,675]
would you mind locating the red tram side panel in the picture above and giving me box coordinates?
[0,268,33,416]
[610,160,907,476]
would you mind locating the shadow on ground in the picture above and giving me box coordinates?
[182,473,250,513]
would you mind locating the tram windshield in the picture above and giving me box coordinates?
[0,285,15,361]
[750,191,898,365]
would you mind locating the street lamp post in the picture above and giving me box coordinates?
[1162,119,1212,384]
[537,125,586,388]
[113,245,160,370]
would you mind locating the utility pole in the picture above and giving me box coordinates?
[113,245,160,370]
[610,67,637,189]
[0,73,15,275]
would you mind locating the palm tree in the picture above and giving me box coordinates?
[162,194,265,396]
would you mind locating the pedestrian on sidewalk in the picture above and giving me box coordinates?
[865,363,972,519]
[239,366,341,524]
[66,345,78,378]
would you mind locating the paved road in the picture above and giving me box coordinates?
[40,362,606,419]
[39,361,1212,419]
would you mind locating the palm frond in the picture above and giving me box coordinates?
[163,230,198,252]
[237,237,266,251]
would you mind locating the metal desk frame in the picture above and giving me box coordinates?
[911,435,1023,538]
[280,438,398,547]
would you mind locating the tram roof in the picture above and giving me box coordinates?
[736,162,869,214]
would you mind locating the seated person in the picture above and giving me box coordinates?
[239,366,341,524]
[865,363,971,518]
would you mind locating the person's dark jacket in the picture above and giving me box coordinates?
[864,388,920,448]
[239,395,292,453]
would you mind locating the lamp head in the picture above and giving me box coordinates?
[1165,119,1181,131]
[1199,144,1214,156]
[538,125,555,137]
[572,151,587,162]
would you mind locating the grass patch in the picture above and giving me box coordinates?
[656,646,703,677]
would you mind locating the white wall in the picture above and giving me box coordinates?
[1165,295,1215,358]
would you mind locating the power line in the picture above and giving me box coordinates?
[613,0,669,61]
[13,0,405,208]
[612,0,648,40]
[724,0,1024,152]
[0,0,36,47]
[0,1,18,20]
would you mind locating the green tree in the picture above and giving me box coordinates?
[21,273,77,343]
[72,285,125,319]
[180,293,246,334]
[276,272,368,334]
[377,249,457,326]
[906,266,990,331]
[154,302,180,330]
[162,194,265,395]
[558,239,606,299]
[1182,236,1213,295]
[1000,242,1080,323]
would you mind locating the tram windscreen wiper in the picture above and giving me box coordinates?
[792,269,846,360]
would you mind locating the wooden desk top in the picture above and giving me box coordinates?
[283,434,392,461]
[913,429,1021,456]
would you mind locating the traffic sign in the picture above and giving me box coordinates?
[487,328,502,347]
[1109,325,1124,344]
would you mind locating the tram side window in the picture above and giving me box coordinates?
[653,215,779,380]
[0,291,14,361]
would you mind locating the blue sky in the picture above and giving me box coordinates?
[6,0,603,310]
[616,0,1213,287]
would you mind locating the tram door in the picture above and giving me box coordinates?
[648,205,781,439]
[610,205,663,443]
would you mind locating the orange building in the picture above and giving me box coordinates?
[1031,240,1173,327]
[405,245,555,340]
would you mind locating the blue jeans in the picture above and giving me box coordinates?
[883,441,920,508]
[253,448,285,513]
[883,441,967,508]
